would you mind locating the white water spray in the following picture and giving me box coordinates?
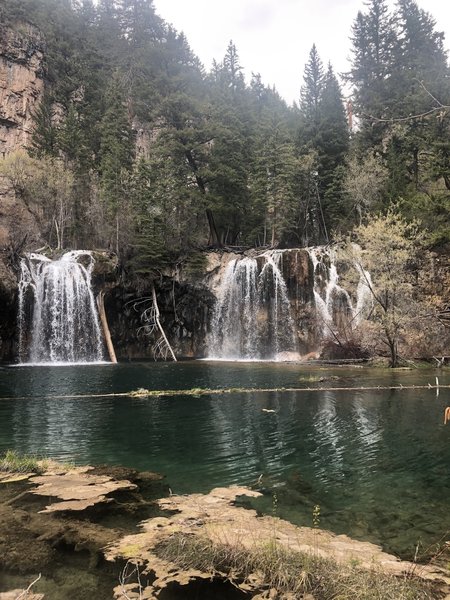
[308,248,353,336]
[207,246,371,361]
[18,251,104,364]
[207,251,296,360]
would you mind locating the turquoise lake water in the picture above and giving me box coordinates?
[0,361,449,558]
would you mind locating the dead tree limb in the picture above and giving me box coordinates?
[151,284,177,362]
[97,291,117,363]
[15,573,42,600]
[131,286,177,362]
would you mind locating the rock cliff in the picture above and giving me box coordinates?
[0,23,45,360]
[0,23,44,157]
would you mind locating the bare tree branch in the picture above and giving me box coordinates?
[356,80,449,124]
[15,573,42,600]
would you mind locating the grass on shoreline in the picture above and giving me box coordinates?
[155,533,441,600]
[0,450,46,474]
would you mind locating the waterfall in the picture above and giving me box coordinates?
[207,245,372,361]
[308,248,354,336]
[355,266,374,325]
[18,251,104,364]
[207,251,296,360]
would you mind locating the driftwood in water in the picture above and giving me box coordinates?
[1,384,448,402]
[97,291,117,363]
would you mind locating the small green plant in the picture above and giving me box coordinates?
[272,492,278,518]
[313,504,321,556]
[312,504,321,528]
[298,375,324,383]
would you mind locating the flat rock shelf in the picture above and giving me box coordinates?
[0,462,449,599]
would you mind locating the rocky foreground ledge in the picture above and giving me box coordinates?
[0,462,449,599]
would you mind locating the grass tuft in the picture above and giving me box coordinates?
[155,533,441,600]
[0,450,45,474]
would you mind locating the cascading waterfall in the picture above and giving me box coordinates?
[18,251,104,364]
[207,251,296,360]
[308,248,354,335]
[355,265,374,325]
[207,246,374,360]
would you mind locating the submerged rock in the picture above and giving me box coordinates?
[106,486,450,599]
[30,468,137,513]
[0,462,169,599]
[1,462,448,599]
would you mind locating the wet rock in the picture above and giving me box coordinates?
[280,248,315,306]
[90,251,119,285]
[0,462,170,598]
[106,485,450,598]
[30,469,138,513]
[106,278,215,360]
[0,23,45,156]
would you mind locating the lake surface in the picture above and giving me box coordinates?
[0,361,449,558]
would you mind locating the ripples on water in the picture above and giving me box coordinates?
[0,361,449,557]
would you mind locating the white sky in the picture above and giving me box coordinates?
[152,0,450,105]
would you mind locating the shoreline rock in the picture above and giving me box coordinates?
[0,463,449,599]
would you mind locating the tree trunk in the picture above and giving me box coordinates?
[443,173,450,191]
[185,149,223,248]
[97,291,117,363]
[152,284,177,362]
[206,208,222,247]
[386,333,398,368]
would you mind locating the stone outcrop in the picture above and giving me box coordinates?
[0,23,45,361]
[106,276,215,360]
[0,23,44,157]
[107,486,450,599]
[0,462,168,599]
[30,468,137,513]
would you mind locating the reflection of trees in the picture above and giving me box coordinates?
[208,391,291,484]
[310,391,345,482]
[2,364,449,553]
[351,395,382,448]
[7,365,115,462]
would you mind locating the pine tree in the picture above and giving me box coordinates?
[130,157,167,274]
[300,44,324,125]
[347,0,396,144]
[222,41,245,96]
[250,118,301,246]
[117,0,160,46]
[98,73,135,251]
[30,95,57,157]
[318,65,350,229]
[298,51,349,239]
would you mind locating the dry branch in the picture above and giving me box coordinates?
[97,291,117,363]
[131,286,177,362]
[15,574,42,600]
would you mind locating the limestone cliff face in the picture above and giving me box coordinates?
[0,24,45,361]
[0,23,44,157]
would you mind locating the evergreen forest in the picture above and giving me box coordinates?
[1,0,449,278]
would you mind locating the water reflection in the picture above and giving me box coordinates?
[0,362,449,557]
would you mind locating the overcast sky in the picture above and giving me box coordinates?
[152,0,450,105]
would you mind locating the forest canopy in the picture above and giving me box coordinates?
[0,0,448,276]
